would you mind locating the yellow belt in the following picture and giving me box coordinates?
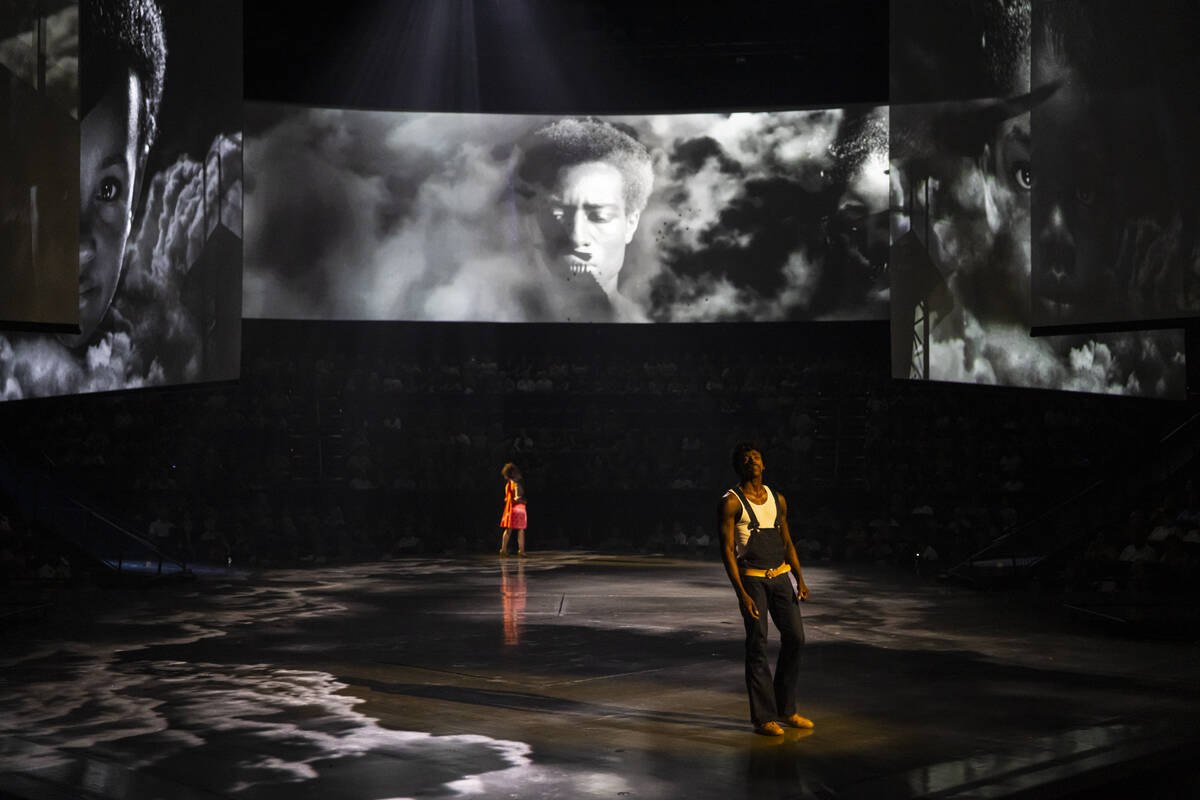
[741,563,791,579]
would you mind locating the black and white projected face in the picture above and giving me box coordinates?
[888,0,1186,399]
[244,106,891,324]
[1030,70,1113,323]
[0,0,243,402]
[69,68,141,348]
[1029,0,1200,327]
[531,161,640,299]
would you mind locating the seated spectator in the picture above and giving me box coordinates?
[1083,527,1119,569]
[672,523,688,550]
[1159,534,1194,582]
[916,542,939,576]
[1119,531,1157,564]
[687,524,711,556]
[147,510,174,543]
[1147,509,1179,546]
[1176,479,1200,526]
[645,522,670,553]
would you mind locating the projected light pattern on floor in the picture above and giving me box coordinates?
[0,558,696,798]
[2,556,1197,799]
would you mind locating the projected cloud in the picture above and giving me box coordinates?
[0,563,688,799]
[244,105,890,324]
[0,2,78,117]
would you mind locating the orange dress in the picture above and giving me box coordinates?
[500,480,527,529]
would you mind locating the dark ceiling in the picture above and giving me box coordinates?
[243,0,890,113]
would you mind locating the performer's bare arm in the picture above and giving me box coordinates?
[776,493,809,601]
[719,494,759,619]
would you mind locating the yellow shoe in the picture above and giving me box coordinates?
[783,713,814,729]
[755,721,785,736]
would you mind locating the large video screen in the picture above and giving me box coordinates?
[0,0,242,401]
[888,0,1186,399]
[244,104,890,323]
[1029,0,1200,329]
[0,1,79,329]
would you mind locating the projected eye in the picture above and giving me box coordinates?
[97,176,123,202]
[1012,161,1032,191]
[587,210,616,224]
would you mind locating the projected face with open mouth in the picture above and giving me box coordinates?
[1031,69,1114,323]
[834,146,891,282]
[511,117,655,321]
[534,160,641,297]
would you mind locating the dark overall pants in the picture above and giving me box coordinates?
[741,573,805,726]
[731,486,805,726]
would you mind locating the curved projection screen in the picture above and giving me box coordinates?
[888,0,1186,399]
[889,100,1185,399]
[244,104,890,324]
[1030,0,1200,329]
[0,0,242,402]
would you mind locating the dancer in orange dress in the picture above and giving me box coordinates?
[499,463,528,556]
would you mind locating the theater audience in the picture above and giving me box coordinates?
[0,317,1188,610]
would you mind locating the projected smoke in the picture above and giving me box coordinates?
[244,105,890,324]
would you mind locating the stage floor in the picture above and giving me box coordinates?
[2,554,1199,799]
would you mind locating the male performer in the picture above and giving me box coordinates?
[718,442,813,736]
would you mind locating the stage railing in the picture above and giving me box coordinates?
[0,447,189,577]
[946,408,1200,587]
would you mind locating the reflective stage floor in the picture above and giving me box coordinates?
[2,554,1198,799]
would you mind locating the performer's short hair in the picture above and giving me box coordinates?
[517,117,654,215]
[81,0,167,157]
[730,441,760,477]
[501,462,520,480]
